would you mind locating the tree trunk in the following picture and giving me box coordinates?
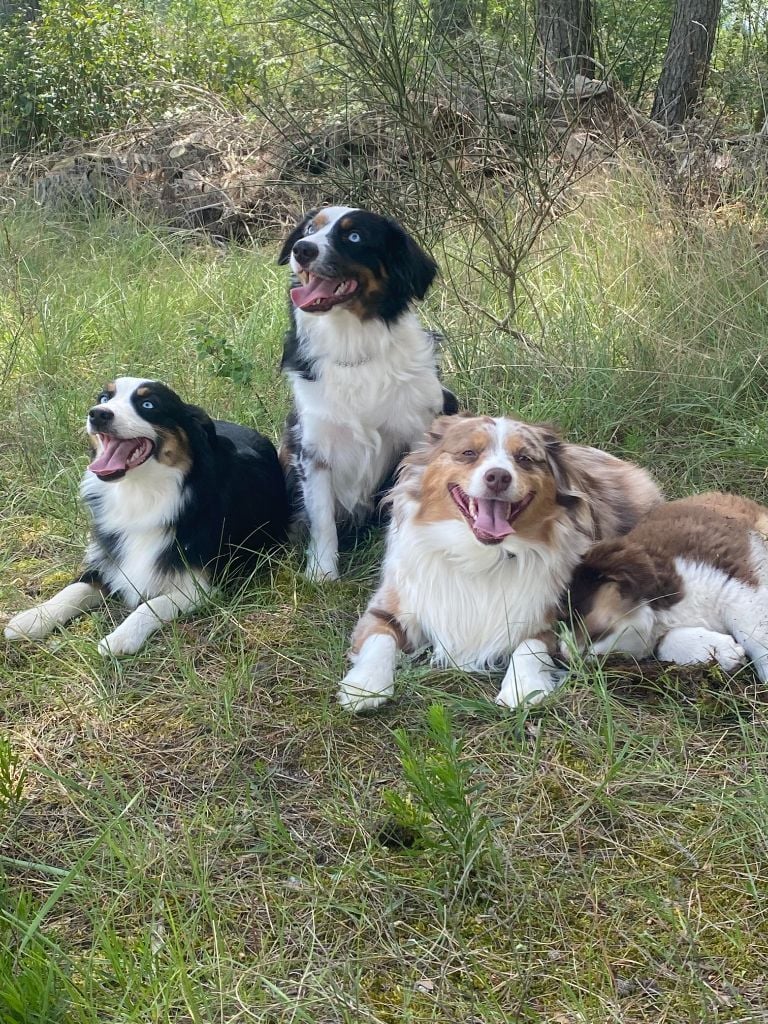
[651,0,722,127]
[536,0,595,83]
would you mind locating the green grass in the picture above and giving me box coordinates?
[1,176,768,1023]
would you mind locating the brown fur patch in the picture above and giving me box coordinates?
[313,212,329,228]
[568,491,768,640]
[136,385,150,397]
[619,493,762,587]
[340,216,353,229]
[155,427,192,473]
[345,264,387,321]
[350,587,408,653]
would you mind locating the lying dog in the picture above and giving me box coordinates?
[338,414,661,711]
[561,492,768,677]
[277,206,458,582]
[5,377,289,656]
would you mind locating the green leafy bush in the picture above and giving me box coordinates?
[0,0,173,150]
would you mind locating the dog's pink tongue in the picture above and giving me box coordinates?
[89,438,137,477]
[290,276,342,310]
[474,499,514,539]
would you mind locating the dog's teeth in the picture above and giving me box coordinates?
[469,498,477,518]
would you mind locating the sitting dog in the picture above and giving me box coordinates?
[277,206,458,582]
[561,492,768,677]
[5,377,289,656]
[337,414,661,711]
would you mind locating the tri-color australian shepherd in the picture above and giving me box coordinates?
[562,492,768,678]
[338,414,662,711]
[5,377,288,656]
[277,206,458,581]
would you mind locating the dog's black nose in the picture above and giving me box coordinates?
[89,406,114,426]
[292,240,318,266]
[484,467,512,494]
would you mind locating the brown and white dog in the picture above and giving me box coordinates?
[561,492,768,678]
[337,415,662,711]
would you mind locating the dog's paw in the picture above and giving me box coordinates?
[712,637,746,672]
[98,627,144,657]
[305,562,339,583]
[496,644,558,710]
[657,627,746,672]
[495,678,551,710]
[5,607,54,641]
[337,669,393,713]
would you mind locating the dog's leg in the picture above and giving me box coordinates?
[728,588,768,682]
[496,635,559,709]
[5,581,104,641]
[303,463,339,582]
[338,602,406,712]
[656,626,746,671]
[98,574,210,657]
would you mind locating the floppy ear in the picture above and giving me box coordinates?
[580,539,664,601]
[399,413,465,470]
[277,210,318,265]
[385,220,438,301]
[541,429,582,510]
[184,403,217,449]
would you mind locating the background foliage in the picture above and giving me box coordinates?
[0,0,767,152]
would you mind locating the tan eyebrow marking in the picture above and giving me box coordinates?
[106,381,116,394]
[136,386,150,397]
[340,216,353,229]
[313,212,329,228]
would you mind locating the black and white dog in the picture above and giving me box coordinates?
[5,377,289,656]
[277,206,458,581]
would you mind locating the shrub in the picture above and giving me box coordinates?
[0,0,173,150]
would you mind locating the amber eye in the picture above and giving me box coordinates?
[516,453,534,467]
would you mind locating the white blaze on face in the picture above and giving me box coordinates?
[466,419,520,499]
[86,376,159,441]
[86,376,160,481]
[288,206,358,275]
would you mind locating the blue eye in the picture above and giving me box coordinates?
[142,400,154,410]
[304,223,316,235]
[98,394,110,404]
[348,232,361,243]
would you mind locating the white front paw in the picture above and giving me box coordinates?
[337,667,394,713]
[496,653,557,709]
[98,626,144,657]
[305,550,339,583]
[711,638,746,672]
[5,606,54,641]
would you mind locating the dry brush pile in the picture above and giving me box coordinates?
[5,72,766,244]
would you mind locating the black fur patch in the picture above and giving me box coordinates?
[83,385,290,589]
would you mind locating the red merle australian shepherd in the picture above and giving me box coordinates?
[277,206,458,581]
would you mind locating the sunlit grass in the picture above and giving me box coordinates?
[1,179,768,1022]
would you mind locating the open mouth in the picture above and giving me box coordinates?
[448,484,534,544]
[290,271,359,313]
[89,435,155,481]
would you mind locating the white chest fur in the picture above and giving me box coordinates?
[290,310,445,513]
[80,460,188,607]
[390,518,577,669]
